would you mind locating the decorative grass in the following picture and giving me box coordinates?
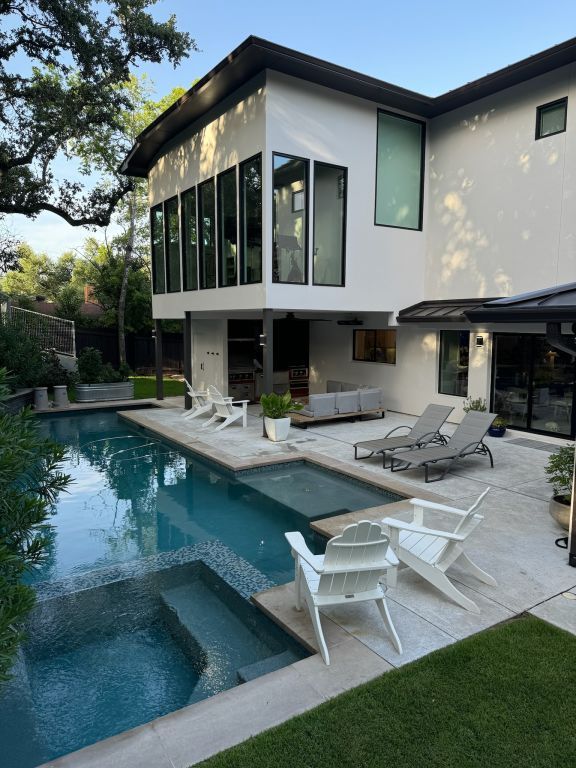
[131,376,185,400]
[197,616,576,768]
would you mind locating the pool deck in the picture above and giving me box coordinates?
[40,400,576,768]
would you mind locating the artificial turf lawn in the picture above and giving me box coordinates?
[197,616,576,768]
[130,376,185,399]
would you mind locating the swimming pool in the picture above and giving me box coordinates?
[1,409,402,767]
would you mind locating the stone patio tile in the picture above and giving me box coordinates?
[39,722,172,768]
[321,597,456,666]
[151,665,325,768]
[529,592,576,635]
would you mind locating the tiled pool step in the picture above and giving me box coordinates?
[237,651,297,683]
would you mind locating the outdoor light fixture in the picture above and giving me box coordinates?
[475,335,484,348]
[259,334,266,346]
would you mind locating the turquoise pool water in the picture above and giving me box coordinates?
[31,409,401,585]
[1,409,402,767]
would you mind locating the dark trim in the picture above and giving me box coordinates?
[239,152,263,286]
[312,161,347,287]
[272,152,309,285]
[150,203,166,295]
[181,185,198,292]
[122,35,576,177]
[398,297,496,323]
[374,109,426,232]
[535,96,568,140]
[198,177,217,290]
[183,312,192,409]
[154,319,164,400]
[216,166,238,288]
[163,195,181,293]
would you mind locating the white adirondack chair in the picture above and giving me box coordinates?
[382,487,496,613]
[201,384,248,431]
[285,521,402,665]
[182,379,213,420]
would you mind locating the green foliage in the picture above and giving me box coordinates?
[491,415,508,428]
[0,1,193,226]
[260,391,303,419]
[40,350,73,388]
[76,347,128,383]
[0,368,71,680]
[54,284,84,323]
[462,396,487,413]
[545,444,575,502]
[0,316,45,389]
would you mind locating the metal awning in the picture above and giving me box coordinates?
[397,298,495,324]
[465,283,576,323]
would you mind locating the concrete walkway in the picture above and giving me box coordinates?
[42,402,576,768]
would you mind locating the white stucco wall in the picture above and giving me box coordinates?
[265,72,428,313]
[149,80,267,319]
[427,63,576,299]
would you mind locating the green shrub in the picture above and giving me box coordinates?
[40,349,73,387]
[545,444,575,503]
[77,347,105,383]
[463,396,487,413]
[0,317,45,389]
[260,391,303,419]
[0,368,71,680]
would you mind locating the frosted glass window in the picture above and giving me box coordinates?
[536,99,567,139]
[375,111,424,230]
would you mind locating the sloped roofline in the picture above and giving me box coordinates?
[122,35,576,177]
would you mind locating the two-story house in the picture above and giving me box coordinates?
[122,36,576,439]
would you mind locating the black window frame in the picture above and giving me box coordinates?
[272,151,309,285]
[216,166,238,288]
[312,160,347,287]
[352,329,397,365]
[374,108,426,232]
[150,203,166,295]
[535,97,568,140]
[438,329,470,397]
[239,152,263,286]
[163,195,181,294]
[198,176,217,290]
[181,185,198,292]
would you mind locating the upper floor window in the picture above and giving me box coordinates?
[273,153,308,284]
[217,167,238,287]
[353,329,396,364]
[198,178,216,289]
[150,204,165,294]
[375,110,425,231]
[438,330,469,397]
[164,196,181,293]
[536,98,567,140]
[240,154,262,285]
[313,162,346,286]
[181,187,198,291]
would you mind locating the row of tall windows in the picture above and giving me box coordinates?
[151,154,263,294]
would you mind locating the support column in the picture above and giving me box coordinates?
[154,319,164,401]
[262,309,274,395]
[183,312,192,409]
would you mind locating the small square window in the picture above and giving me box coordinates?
[536,98,567,139]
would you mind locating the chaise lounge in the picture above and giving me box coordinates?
[354,404,454,465]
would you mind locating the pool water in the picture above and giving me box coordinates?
[1,409,402,767]
[31,410,401,585]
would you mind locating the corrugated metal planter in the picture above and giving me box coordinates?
[75,382,134,402]
[4,388,34,413]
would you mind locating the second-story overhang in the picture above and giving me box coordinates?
[122,35,576,178]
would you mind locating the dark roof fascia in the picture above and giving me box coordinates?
[466,307,576,323]
[122,35,576,177]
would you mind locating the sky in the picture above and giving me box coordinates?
[8,0,576,259]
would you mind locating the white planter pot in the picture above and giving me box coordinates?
[264,416,291,442]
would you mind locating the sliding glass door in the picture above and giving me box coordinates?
[492,333,575,437]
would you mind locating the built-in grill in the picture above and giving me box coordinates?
[228,369,255,402]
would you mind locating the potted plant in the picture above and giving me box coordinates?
[545,444,575,530]
[260,391,302,442]
[488,415,508,438]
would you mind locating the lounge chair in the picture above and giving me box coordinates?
[285,521,402,664]
[354,404,454,466]
[389,410,497,482]
[382,488,496,612]
[182,379,213,420]
[201,385,248,431]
